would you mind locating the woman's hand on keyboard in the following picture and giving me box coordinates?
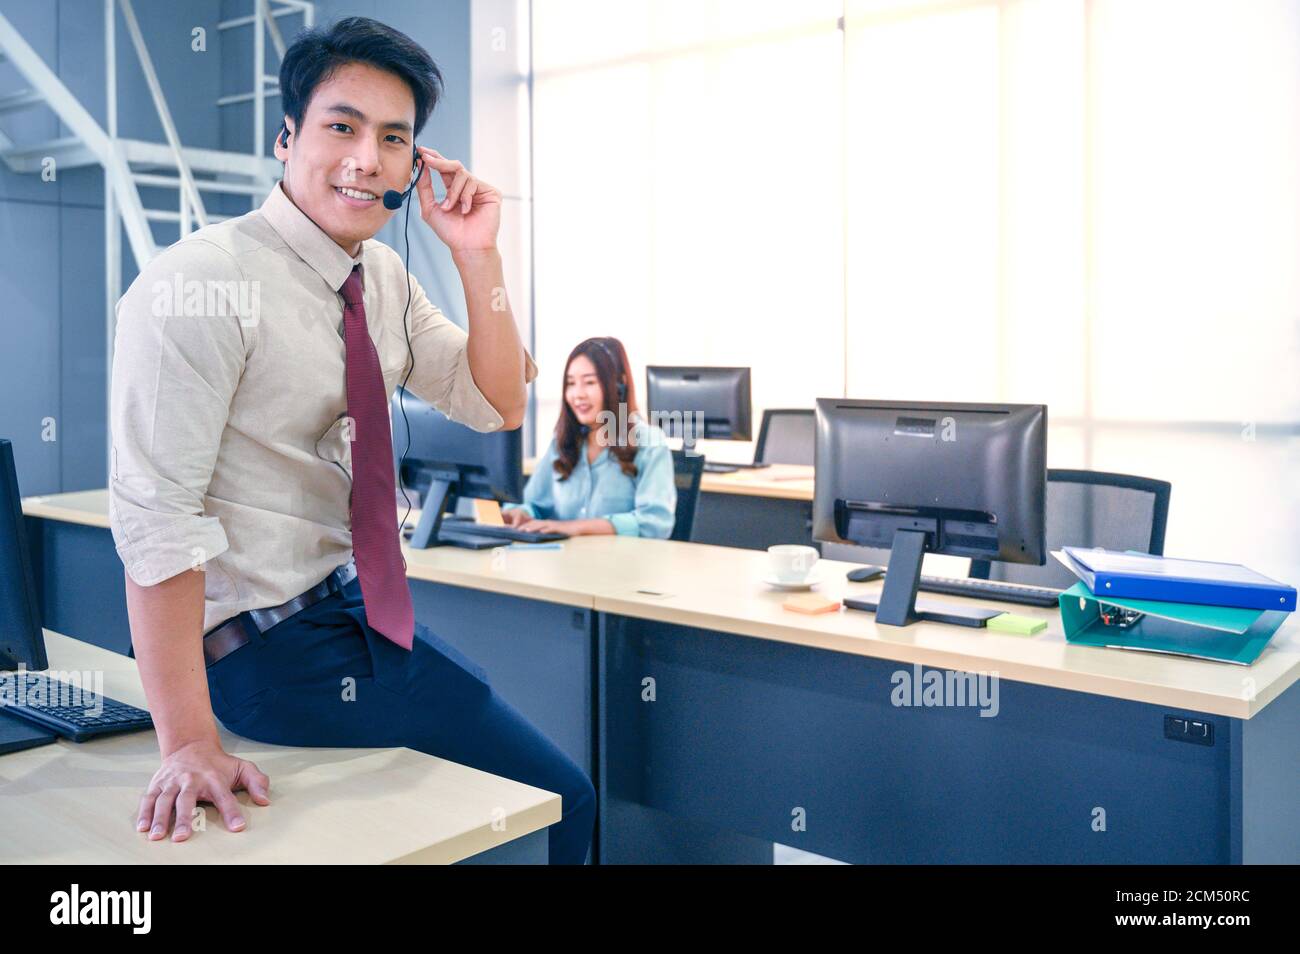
[518,518,566,535]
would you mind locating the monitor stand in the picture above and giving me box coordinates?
[406,481,515,551]
[843,529,1001,628]
[407,478,457,549]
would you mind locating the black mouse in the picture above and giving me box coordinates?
[846,565,886,583]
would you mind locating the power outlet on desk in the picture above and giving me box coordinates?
[1164,715,1214,746]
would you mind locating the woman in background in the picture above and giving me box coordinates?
[502,337,676,538]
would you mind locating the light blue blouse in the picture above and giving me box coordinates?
[504,421,677,538]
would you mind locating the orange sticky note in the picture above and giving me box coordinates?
[473,499,505,526]
[783,593,841,615]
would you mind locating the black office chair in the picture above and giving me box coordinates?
[754,408,816,466]
[969,469,1172,589]
[670,449,705,542]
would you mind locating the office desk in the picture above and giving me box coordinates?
[22,491,1300,863]
[22,490,597,786]
[0,632,560,863]
[586,542,1300,863]
[523,456,816,550]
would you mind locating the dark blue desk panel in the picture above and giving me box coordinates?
[597,613,1298,864]
[455,827,548,864]
[24,515,132,656]
[407,581,594,779]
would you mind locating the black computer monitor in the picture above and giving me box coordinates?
[0,439,65,754]
[813,399,1047,627]
[391,388,524,549]
[646,366,752,447]
[0,439,47,672]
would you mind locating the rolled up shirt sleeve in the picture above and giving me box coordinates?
[109,239,251,586]
[398,269,537,433]
[603,439,677,539]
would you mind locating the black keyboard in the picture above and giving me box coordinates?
[1,672,153,743]
[417,519,568,544]
[917,576,1062,608]
[702,461,774,474]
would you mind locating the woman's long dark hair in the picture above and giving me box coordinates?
[553,337,641,481]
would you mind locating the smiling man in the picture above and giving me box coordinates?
[108,17,595,863]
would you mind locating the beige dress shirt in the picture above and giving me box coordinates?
[108,180,537,633]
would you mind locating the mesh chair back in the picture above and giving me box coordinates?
[754,409,816,466]
[972,469,1171,588]
[670,449,705,541]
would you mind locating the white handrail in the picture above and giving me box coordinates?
[217,1,313,161]
[254,0,265,162]
[117,0,208,231]
[104,0,120,481]
[262,0,286,60]
[0,11,153,267]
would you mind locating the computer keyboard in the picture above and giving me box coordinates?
[702,461,773,474]
[415,519,568,544]
[1,672,153,743]
[917,576,1062,608]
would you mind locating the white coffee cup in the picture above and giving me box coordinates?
[768,545,820,584]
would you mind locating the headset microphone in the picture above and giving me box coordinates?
[382,186,408,211]
[383,153,424,210]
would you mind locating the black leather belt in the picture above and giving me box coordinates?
[202,558,358,668]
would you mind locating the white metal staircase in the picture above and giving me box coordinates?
[0,0,313,472]
[0,0,313,267]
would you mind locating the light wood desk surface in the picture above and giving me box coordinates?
[21,489,111,529]
[577,537,1300,720]
[23,490,1300,719]
[409,532,1299,719]
[523,456,815,501]
[0,632,560,864]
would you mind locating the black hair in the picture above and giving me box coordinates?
[277,16,443,146]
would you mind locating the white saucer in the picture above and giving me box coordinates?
[761,572,828,591]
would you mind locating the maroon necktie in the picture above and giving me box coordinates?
[340,265,414,650]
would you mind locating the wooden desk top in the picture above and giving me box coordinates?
[23,491,1300,719]
[22,489,112,529]
[577,538,1300,720]
[523,456,815,501]
[0,632,560,864]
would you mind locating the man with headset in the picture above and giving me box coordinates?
[109,17,596,863]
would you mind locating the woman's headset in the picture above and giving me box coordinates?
[576,338,626,439]
[591,337,628,404]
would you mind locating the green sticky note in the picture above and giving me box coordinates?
[988,613,1047,635]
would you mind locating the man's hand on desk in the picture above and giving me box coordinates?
[137,738,271,842]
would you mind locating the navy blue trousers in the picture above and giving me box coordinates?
[204,574,596,864]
